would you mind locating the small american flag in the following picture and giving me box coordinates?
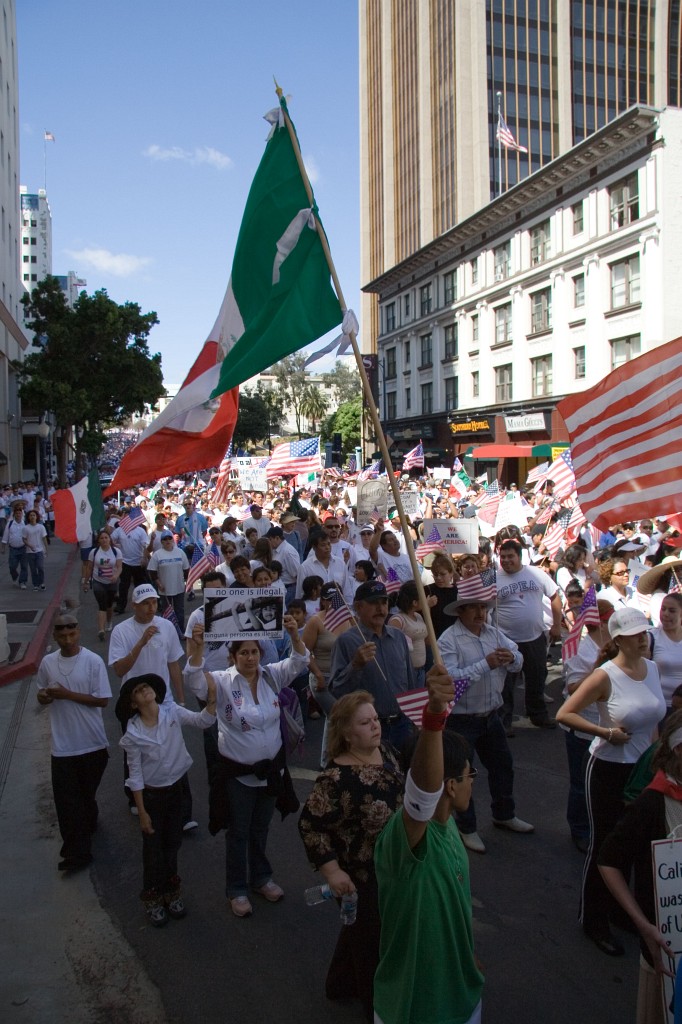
[669,572,682,595]
[396,678,471,725]
[455,568,497,604]
[562,585,600,660]
[526,462,549,485]
[453,457,463,472]
[212,442,234,505]
[369,506,383,526]
[162,601,185,642]
[185,541,220,593]
[265,437,321,478]
[44,130,55,142]
[546,450,575,501]
[120,506,146,535]
[543,510,573,559]
[324,588,353,632]
[535,498,558,525]
[346,455,357,474]
[358,459,383,481]
[384,567,402,594]
[416,525,445,560]
[496,113,527,153]
[403,441,424,471]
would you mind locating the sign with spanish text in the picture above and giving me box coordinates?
[651,837,682,1022]
[203,587,284,641]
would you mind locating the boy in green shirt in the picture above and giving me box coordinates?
[374,666,484,1024]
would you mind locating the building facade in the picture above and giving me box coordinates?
[19,187,51,304]
[360,0,682,359]
[364,106,682,482]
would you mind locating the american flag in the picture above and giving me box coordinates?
[212,442,234,506]
[453,457,463,472]
[119,506,146,535]
[44,130,55,142]
[535,497,559,525]
[669,571,682,595]
[562,585,600,660]
[395,678,472,725]
[496,113,528,153]
[162,601,185,642]
[542,510,573,559]
[455,567,497,604]
[564,501,587,544]
[526,462,549,485]
[403,441,424,471]
[557,337,682,531]
[358,459,383,481]
[369,506,383,526]
[326,467,344,479]
[416,525,445,560]
[265,437,321,478]
[545,450,576,500]
[346,454,357,474]
[185,541,221,593]
[473,480,500,507]
[384,567,402,594]
[324,587,354,633]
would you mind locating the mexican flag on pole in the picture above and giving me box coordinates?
[209,97,343,399]
[52,470,106,543]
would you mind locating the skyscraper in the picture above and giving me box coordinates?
[359,0,680,353]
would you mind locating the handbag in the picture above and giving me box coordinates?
[263,669,305,759]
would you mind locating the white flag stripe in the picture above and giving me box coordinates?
[577,442,682,506]
[581,474,682,516]
[570,392,677,473]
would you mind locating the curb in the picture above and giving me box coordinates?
[0,546,79,687]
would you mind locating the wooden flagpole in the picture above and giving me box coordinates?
[275,84,443,667]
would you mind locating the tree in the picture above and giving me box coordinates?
[269,353,309,437]
[321,396,362,452]
[321,360,360,405]
[18,276,164,484]
[299,385,329,433]
[232,391,271,448]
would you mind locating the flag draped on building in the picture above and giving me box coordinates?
[496,113,528,153]
[557,337,682,530]
[52,470,105,544]
[208,97,343,399]
[402,441,424,471]
[265,437,321,478]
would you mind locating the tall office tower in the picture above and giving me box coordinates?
[0,1,26,482]
[19,187,52,307]
[359,0,681,354]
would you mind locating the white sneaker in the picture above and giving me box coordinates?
[461,831,486,854]
[493,816,535,833]
[183,820,199,832]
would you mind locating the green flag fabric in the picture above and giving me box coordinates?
[209,99,343,399]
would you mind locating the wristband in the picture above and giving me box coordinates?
[422,707,448,731]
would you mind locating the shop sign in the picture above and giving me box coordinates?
[504,413,547,433]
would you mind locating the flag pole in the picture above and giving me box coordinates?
[275,84,443,668]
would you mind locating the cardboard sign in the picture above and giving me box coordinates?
[420,519,478,555]
[203,587,284,641]
[357,478,389,525]
[400,491,421,518]
[494,496,534,531]
[430,467,452,480]
[236,458,268,493]
[651,836,682,1021]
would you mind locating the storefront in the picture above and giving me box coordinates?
[451,405,569,486]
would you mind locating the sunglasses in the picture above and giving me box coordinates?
[612,570,630,576]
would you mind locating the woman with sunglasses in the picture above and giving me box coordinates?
[598,558,634,610]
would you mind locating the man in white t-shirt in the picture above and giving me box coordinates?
[496,539,562,730]
[36,614,112,871]
[147,532,190,629]
[370,527,414,583]
[241,503,271,539]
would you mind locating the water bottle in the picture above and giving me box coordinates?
[304,883,333,906]
[340,891,358,925]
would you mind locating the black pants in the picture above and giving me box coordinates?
[116,563,148,612]
[580,755,632,939]
[51,748,109,865]
[325,879,379,1023]
[141,781,183,895]
[502,633,549,723]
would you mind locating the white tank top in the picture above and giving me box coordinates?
[590,659,665,763]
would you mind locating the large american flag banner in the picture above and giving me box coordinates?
[265,437,321,478]
[557,337,682,530]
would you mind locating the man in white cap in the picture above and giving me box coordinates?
[147,531,190,630]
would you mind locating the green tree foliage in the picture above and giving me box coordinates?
[269,353,309,436]
[299,385,329,433]
[321,395,362,452]
[321,360,360,405]
[233,391,271,448]
[17,276,164,483]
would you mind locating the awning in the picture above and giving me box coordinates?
[531,443,568,457]
[470,444,534,460]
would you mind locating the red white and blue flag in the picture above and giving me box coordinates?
[265,437,321,478]
[119,506,146,535]
[403,442,424,471]
[562,585,600,660]
[185,541,221,593]
[324,587,354,633]
[496,114,528,153]
[384,567,402,594]
[416,526,445,560]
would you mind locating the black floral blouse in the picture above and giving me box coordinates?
[298,746,404,886]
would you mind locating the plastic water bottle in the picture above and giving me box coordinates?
[340,891,358,925]
[304,883,333,906]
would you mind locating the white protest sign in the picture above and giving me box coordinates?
[357,478,389,525]
[420,519,478,555]
[345,485,357,508]
[494,495,534,531]
[236,458,268,493]
[203,587,284,641]
[400,491,421,518]
[651,837,682,1021]
[430,466,452,480]
[629,558,648,592]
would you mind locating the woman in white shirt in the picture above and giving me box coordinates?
[185,615,309,918]
[650,593,682,715]
[597,558,633,610]
[22,509,48,590]
[84,529,123,640]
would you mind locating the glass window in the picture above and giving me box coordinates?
[386,347,396,379]
[610,255,640,308]
[445,376,458,412]
[610,174,639,229]
[444,323,458,360]
[420,283,433,316]
[530,220,551,264]
[443,270,457,304]
[385,302,395,332]
[574,346,586,379]
[404,293,411,318]
[404,339,410,366]
[611,335,641,369]
[420,333,433,366]
[531,355,553,397]
[405,387,411,411]
[495,364,513,403]
[495,303,512,344]
[421,382,433,414]
[472,370,480,397]
[471,314,479,344]
[531,288,552,332]
[387,391,397,420]
[494,242,511,281]
[471,259,479,285]
[572,201,584,234]
[574,273,585,307]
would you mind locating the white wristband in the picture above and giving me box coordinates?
[183,658,205,674]
[403,770,444,822]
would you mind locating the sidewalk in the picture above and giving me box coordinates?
[0,540,165,1024]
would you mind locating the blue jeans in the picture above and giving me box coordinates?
[8,544,27,584]
[225,777,276,899]
[446,711,515,833]
[564,729,590,842]
[26,551,44,587]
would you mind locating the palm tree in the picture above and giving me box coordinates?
[300,385,329,434]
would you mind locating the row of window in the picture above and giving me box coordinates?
[382,172,640,334]
[384,335,640,420]
[22,236,36,245]
[22,273,37,282]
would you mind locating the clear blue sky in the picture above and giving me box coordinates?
[17,1,360,391]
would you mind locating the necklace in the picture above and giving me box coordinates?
[57,648,82,680]
[348,748,381,767]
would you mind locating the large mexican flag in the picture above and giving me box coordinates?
[52,470,106,543]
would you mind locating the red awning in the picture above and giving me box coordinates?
[470,444,534,459]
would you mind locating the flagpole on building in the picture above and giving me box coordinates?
[496,92,502,198]
[275,82,444,668]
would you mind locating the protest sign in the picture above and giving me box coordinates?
[236,458,268,493]
[345,485,357,508]
[431,467,451,480]
[651,837,682,1021]
[400,490,420,518]
[357,478,389,525]
[419,519,478,555]
[203,587,284,641]
[494,495,534,531]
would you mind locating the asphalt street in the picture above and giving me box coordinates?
[0,543,639,1023]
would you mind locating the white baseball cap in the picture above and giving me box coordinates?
[608,607,649,638]
[132,584,158,604]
